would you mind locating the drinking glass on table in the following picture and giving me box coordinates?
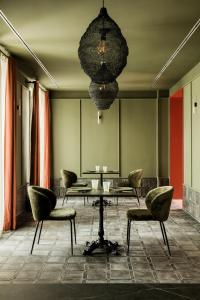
[103,166,108,172]
[91,179,99,190]
[103,181,111,192]
[95,165,100,172]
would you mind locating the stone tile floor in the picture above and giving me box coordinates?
[0,197,200,284]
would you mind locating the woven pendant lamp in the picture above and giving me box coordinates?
[89,80,118,110]
[78,3,128,84]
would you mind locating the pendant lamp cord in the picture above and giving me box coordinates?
[103,0,104,7]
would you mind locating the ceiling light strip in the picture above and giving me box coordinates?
[0,45,10,57]
[0,10,58,88]
[153,18,200,84]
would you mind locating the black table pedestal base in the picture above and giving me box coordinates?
[83,239,119,255]
[92,199,112,206]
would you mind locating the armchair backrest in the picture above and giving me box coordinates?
[145,186,174,221]
[28,186,57,221]
[60,169,77,188]
[128,169,143,188]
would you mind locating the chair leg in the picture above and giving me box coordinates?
[116,197,118,206]
[127,219,131,254]
[30,221,40,255]
[126,219,129,244]
[38,220,43,244]
[73,218,77,244]
[69,220,73,255]
[84,197,85,206]
[135,188,140,206]
[62,194,66,206]
[159,221,166,245]
[162,222,171,256]
[86,197,89,204]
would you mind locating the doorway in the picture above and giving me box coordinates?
[170,89,183,199]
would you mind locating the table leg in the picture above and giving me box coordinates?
[98,195,104,247]
[92,174,112,206]
[83,196,118,255]
[100,173,103,187]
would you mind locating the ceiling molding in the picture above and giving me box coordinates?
[153,18,200,85]
[0,9,59,88]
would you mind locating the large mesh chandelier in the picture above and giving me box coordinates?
[89,80,119,110]
[78,2,128,83]
[78,0,128,109]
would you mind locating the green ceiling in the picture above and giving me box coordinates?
[0,0,200,92]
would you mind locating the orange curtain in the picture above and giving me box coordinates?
[43,91,51,188]
[3,58,17,231]
[30,81,40,185]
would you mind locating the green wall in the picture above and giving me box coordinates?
[191,75,200,190]
[51,98,168,179]
[158,98,169,177]
[183,84,192,187]
[120,99,157,177]
[81,99,119,176]
[51,99,80,178]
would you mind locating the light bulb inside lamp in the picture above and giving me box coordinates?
[97,40,108,55]
[99,84,106,91]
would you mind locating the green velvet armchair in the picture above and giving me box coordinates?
[28,186,76,255]
[60,169,88,206]
[117,169,143,205]
[128,169,143,205]
[127,186,174,255]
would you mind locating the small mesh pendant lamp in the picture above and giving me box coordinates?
[89,80,119,110]
[78,2,128,84]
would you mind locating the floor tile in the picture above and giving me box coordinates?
[1,198,200,284]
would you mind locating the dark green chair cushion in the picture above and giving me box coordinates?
[128,169,143,188]
[127,208,155,221]
[145,186,174,221]
[49,208,76,220]
[31,186,57,210]
[28,186,52,221]
[28,185,77,222]
[127,186,174,222]
[60,169,77,188]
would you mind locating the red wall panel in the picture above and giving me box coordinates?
[170,89,183,199]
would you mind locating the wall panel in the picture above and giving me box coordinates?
[51,99,80,178]
[158,98,169,177]
[183,84,192,186]
[192,75,200,191]
[120,99,157,177]
[81,99,119,175]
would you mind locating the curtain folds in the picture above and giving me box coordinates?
[1,55,51,232]
[43,91,51,188]
[0,53,8,235]
[30,83,51,188]
[3,57,17,231]
[30,81,40,186]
